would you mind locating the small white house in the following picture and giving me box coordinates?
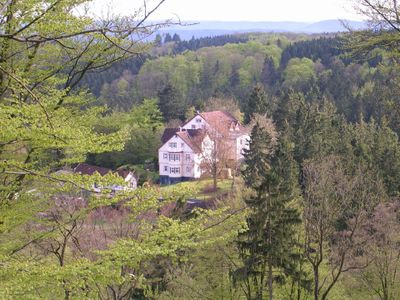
[159,111,249,185]
[74,163,138,191]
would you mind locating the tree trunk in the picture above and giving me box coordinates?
[268,261,273,300]
[64,289,70,300]
[313,266,319,300]
[213,163,217,191]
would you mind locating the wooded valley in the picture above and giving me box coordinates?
[1,0,400,299]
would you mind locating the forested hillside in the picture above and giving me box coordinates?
[84,32,389,130]
[2,0,400,299]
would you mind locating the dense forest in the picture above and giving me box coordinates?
[1,0,400,299]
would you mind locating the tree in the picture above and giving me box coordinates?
[87,99,164,169]
[347,0,400,59]
[172,33,181,43]
[199,121,234,191]
[205,97,243,122]
[261,56,279,88]
[343,118,400,196]
[302,156,386,300]
[0,1,226,298]
[346,1,400,142]
[235,121,303,300]
[349,201,400,300]
[244,84,269,123]
[282,58,316,92]
[158,83,186,121]
[164,33,173,43]
[154,34,163,47]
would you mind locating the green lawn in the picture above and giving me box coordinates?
[160,178,233,200]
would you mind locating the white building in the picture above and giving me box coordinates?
[159,111,249,185]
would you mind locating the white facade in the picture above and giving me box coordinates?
[124,173,138,189]
[182,115,207,130]
[159,111,250,184]
[236,134,251,161]
[159,135,202,179]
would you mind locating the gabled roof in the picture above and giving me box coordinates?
[200,110,237,125]
[200,110,247,133]
[176,130,206,153]
[160,128,207,153]
[161,128,181,144]
[74,163,136,180]
[74,163,111,176]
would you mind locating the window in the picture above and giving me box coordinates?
[169,153,180,161]
[169,142,177,148]
[186,166,190,172]
[164,166,168,172]
[191,125,196,129]
[240,139,243,145]
[196,118,202,123]
[163,153,168,159]
[170,167,180,174]
[181,143,184,148]
[186,154,191,161]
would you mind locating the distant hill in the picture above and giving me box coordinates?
[301,20,366,33]
[157,20,366,40]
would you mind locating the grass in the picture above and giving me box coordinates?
[160,178,233,200]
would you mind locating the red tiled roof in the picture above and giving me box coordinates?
[74,163,135,179]
[176,129,206,153]
[160,128,206,153]
[74,163,111,176]
[201,110,237,124]
[200,110,246,133]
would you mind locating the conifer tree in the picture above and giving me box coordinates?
[235,122,302,300]
[164,33,172,43]
[158,84,185,121]
[261,56,279,88]
[244,84,269,123]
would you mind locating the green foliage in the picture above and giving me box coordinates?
[236,122,303,300]
[343,118,400,196]
[158,84,187,122]
[87,99,163,169]
[283,57,316,91]
[0,1,238,298]
[244,83,269,123]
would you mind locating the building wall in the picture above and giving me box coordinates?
[159,113,250,185]
[159,135,199,181]
[236,134,250,160]
[182,115,208,130]
[124,173,137,189]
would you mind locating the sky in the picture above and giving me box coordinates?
[90,0,363,22]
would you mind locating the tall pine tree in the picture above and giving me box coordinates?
[235,122,303,300]
[244,84,269,123]
[158,84,186,122]
[261,56,279,89]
